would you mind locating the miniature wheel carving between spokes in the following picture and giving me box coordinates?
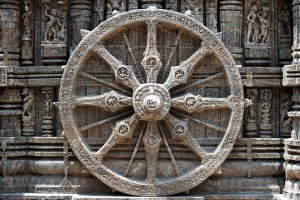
[60,8,247,196]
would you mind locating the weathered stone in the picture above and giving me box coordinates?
[0,1,297,199]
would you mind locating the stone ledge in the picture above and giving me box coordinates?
[0,193,204,200]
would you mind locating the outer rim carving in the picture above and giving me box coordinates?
[59,8,244,196]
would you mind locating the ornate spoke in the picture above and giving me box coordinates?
[95,114,138,160]
[163,114,211,163]
[172,94,235,113]
[143,122,162,183]
[78,71,131,95]
[92,44,140,89]
[164,45,213,89]
[75,91,132,113]
[173,110,226,133]
[79,110,132,133]
[171,72,224,95]
[141,20,162,83]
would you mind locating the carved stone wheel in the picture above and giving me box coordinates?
[59,7,248,196]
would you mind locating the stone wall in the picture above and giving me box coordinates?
[0,0,297,199]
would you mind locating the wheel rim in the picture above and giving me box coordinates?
[59,8,246,196]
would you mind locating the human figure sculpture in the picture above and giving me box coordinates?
[184,0,202,13]
[257,9,270,44]
[22,88,34,118]
[207,0,217,30]
[44,92,53,117]
[23,1,32,38]
[246,90,257,122]
[247,3,258,43]
[43,4,64,41]
[95,0,103,23]
[280,4,291,36]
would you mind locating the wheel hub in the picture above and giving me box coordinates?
[133,84,171,122]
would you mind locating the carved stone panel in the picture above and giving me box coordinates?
[59,8,247,196]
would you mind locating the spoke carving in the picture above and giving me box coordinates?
[160,29,183,83]
[163,114,211,163]
[75,91,132,113]
[171,72,225,95]
[78,71,131,95]
[164,45,213,89]
[172,94,235,113]
[141,20,163,83]
[143,122,162,183]
[123,31,144,84]
[158,123,180,176]
[173,110,226,133]
[95,114,138,160]
[92,44,140,89]
[124,123,145,177]
[79,110,132,133]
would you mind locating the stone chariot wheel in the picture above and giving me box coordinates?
[59,7,249,196]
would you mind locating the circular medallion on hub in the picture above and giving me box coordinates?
[133,84,171,122]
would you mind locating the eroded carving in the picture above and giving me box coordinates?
[246,0,271,44]
[22,88,35,136]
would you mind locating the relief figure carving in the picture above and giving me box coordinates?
[246,0,271,44]
[43,2,65,42]
[23,0,32,39]
[207,0,217,31]
[279,3,291,36]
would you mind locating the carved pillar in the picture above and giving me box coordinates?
[282,1,300,199]
[0,0,20,66]
[220,0,243,65]
[70,0,91,52]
